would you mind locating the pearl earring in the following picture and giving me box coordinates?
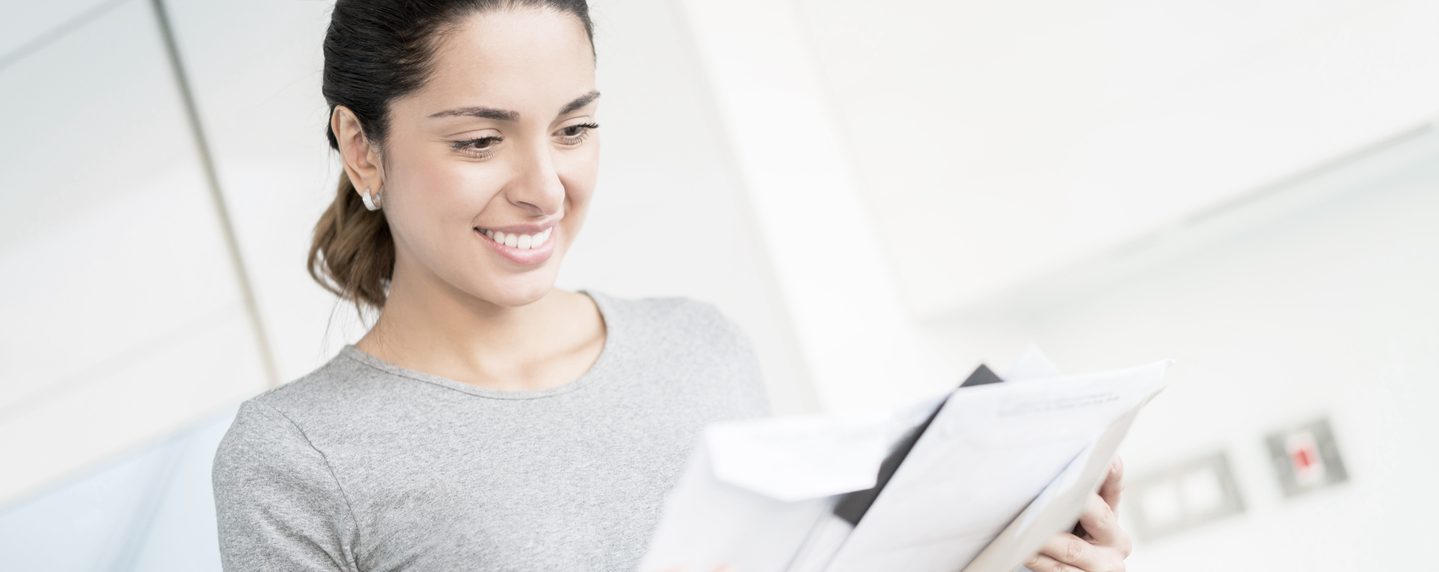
[362,186,383,211]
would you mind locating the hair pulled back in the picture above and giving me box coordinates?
[308,0,595,319]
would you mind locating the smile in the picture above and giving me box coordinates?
[474,226,556,266]
[477,227,553,250]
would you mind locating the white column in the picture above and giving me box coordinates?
[676,0,952,415]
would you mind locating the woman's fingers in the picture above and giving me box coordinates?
[1024,552,1082,571]
[1034,530,1126,572]
[1097,455,1125,511]
[1022,457,1132,572]
[1077,491,1132,556]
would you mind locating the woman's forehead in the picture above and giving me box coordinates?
[431,9,592,83]
[413,8,595,117]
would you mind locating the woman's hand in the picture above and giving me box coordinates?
[1023,455,1133,572]
[661,459,1132,572]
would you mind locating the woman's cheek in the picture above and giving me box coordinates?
[436,168,506,211]
[562,167,599,204]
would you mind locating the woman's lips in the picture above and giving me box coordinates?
[474,226,555,267]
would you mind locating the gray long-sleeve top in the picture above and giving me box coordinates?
[211,290,772,571]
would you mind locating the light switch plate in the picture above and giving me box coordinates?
[1264,415,1348,498]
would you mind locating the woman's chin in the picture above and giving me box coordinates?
[475,272,563,306]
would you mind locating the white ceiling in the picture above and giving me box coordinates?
[794,0,1439,318]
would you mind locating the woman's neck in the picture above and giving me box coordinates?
[355,266,582,388]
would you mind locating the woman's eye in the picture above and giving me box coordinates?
[450,123,597,158]
[452,136,501,156]
[558,122,600,144]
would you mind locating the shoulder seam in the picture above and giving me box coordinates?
[248,400,365,566]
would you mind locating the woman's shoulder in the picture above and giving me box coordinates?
[210,386,360,569]
[242,349,379,418]
[592,290,753,360]
[592,289,742,336]
[211,349,389,467]
[592,289,771,416]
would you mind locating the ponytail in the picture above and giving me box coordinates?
[307,169,395,320]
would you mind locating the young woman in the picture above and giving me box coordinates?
[211,1,1132,571]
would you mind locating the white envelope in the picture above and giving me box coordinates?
[822,359,1170,571]
[637,409,910,572]
[638,349,1170,572]
[962,393,1157,572]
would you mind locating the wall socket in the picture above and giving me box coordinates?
[1125,450,1246,542]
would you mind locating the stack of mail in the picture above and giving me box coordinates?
[638,348,1172,572]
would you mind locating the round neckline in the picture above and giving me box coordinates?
[338,289,618,400]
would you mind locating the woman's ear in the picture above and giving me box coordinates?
[330,105,385,194]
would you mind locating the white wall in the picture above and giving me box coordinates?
[0,0,267,509]
[922,123,1439,570]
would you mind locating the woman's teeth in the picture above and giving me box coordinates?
[481,227,553,250]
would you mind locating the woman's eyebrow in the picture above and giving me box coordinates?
[427,90,601,121]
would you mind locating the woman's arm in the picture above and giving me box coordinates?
[212,400,361,571]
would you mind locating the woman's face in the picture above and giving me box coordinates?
[378,7,598,308]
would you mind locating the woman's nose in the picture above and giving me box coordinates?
[508,145,566,213]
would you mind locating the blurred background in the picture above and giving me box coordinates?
[1,0,1435,569]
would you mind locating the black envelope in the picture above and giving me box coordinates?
[830,364,1005,526]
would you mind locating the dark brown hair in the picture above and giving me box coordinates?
[308,0,596,320]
